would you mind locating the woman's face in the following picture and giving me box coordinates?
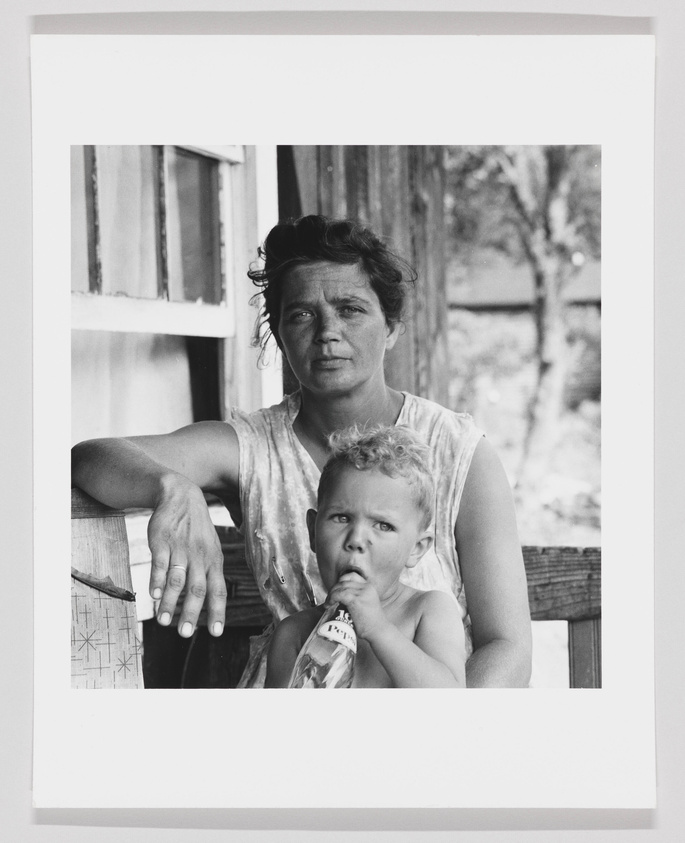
[278,261,400,398]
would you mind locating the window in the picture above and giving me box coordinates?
[71,144,280,443]
[71,145,244,337]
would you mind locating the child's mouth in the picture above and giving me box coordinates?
[339,565,366,581]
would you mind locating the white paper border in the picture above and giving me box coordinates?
[31,33,655,809]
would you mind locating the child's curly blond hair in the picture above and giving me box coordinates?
[317,424,435,530]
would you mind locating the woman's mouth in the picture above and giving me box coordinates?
[313,357,348,368]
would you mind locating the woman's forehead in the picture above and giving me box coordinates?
[281,261,376,301]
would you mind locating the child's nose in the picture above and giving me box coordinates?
[344,524,367,552]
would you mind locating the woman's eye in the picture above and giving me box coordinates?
[341,306,362,315]
[290,311,312,322]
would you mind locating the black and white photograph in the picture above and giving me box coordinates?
[29,31,654,812]
[68,143,601,693]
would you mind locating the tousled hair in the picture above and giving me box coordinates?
[247,215,417,353]
[318,424,435,531]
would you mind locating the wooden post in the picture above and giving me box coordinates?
[569,618,602,689]
[71,488,144,689]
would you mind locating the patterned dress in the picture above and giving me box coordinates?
[227,390,483,688]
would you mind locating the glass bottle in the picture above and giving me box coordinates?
[288,603,357,688]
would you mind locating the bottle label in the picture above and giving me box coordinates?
[317,607,357,654]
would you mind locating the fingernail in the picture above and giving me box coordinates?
[159,612,171,626]
[152,588,162,599]
[212,622,223,637]
[180,622,193,638]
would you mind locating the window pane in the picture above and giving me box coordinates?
[166,147,223,305]
[96,145,161,299]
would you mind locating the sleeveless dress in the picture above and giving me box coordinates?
[227,391,484,688]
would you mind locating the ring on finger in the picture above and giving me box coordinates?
[169,565,187,573]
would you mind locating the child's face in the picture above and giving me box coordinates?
[309,466,432,600]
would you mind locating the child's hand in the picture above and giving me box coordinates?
[328,573,389,641]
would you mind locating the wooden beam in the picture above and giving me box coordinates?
[569,618,602,689]
[523,545,601,622]
[71,488,143,689]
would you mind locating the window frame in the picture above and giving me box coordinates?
[70,144,241,338]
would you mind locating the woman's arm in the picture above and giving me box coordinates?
[71,421,240,638]
[456,437,532,688]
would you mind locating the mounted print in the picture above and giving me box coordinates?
[31,32,654,811]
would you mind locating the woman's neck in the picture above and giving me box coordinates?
[294,385,405,467]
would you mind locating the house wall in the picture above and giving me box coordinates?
[71,330,194,444]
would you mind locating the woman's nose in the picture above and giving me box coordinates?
[314,312,341,344]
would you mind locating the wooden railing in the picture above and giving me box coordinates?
[71,488,601,689]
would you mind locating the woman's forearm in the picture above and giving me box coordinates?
[71,438,187,509]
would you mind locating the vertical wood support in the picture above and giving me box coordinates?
[569,618,602,689]
[156,145,169,300]
[71,488,144,689]
[83,145,102,294]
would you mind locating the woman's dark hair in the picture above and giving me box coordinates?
[248,215,417,352]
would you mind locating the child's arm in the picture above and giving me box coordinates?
[328,579,466,688]
[265,613,312,688]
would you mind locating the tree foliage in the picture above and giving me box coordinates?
[446,145,600,267]
[445,146,601,489]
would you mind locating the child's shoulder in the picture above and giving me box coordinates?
[410,588,462,620]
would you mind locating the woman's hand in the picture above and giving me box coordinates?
[148,474,227,638]
[72,421,240,638]
[327,573,388,641]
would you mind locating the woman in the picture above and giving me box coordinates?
[71,215,532,687]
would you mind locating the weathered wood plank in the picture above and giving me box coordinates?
[71,488,143,689]
[523,545,601,622]
[408,145,450,405]
[569,618,602,689]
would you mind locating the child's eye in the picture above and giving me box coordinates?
[377,522,395,532]
[331,514,350,523]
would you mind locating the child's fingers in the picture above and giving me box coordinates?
[329,582,365,605]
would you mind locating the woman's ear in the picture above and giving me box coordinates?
[306,509,317,553]
[405,532,434,569]
[384,320,402,352]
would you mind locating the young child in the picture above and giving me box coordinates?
[265,425,466,688]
